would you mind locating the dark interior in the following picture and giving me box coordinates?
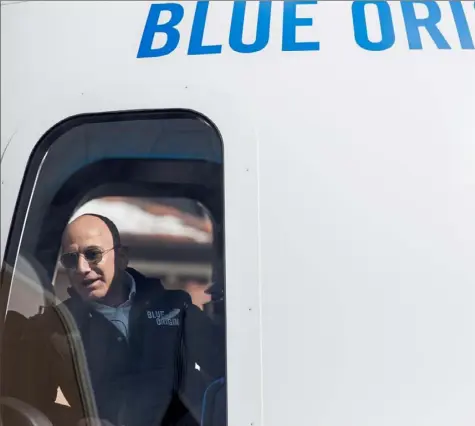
[35,158,224,286]
[0,111,226,426]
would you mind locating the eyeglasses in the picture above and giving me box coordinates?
[60,246,116,270]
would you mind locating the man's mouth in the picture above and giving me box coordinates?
[83,278,100,288]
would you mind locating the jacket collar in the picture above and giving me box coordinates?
[66,267,163,310]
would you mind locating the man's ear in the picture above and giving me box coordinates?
[117,245,130,269]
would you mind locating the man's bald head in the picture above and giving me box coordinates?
[63,214,121,250]
[61,214,127,302]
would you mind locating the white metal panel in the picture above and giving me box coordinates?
[1,3,262,425]
[1,1,475,425]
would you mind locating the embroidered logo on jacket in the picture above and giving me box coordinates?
[147,309,181,326]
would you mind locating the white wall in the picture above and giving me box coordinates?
[2,2,475,425]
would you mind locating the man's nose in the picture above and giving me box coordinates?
[76,255,92,273]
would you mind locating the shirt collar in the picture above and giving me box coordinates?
[126,271,137,301]
[91,271,136,309]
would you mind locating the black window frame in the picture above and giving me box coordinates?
[0,108,225,326]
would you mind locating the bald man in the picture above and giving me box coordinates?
[22,214,225,426]
[61,214,129,306]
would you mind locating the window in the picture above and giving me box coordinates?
[0,111,226,426]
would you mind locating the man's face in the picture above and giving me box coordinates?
[61,215,124,301]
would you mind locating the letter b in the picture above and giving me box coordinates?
[137,3,184,58]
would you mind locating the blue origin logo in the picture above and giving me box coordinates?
[137,1,474,58]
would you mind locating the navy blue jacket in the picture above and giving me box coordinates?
[22,268,225,426]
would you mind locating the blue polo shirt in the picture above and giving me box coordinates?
[92,272,137,339]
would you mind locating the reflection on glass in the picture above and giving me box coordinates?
[2,197,226,426]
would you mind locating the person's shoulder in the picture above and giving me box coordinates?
[28,295,85,336]
[128,267,192,307]
[154,284,193,309]
[23,307,56,343]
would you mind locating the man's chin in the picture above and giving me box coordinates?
[84,292,100,301]
[85,289,107,301]
[77,283,107,301]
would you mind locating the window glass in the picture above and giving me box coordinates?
[1,112,226,426]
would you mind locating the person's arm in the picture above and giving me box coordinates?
[1,311,31,401]
[177,304,225,423]
[184,304,225,379]
[22,311,62,419]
